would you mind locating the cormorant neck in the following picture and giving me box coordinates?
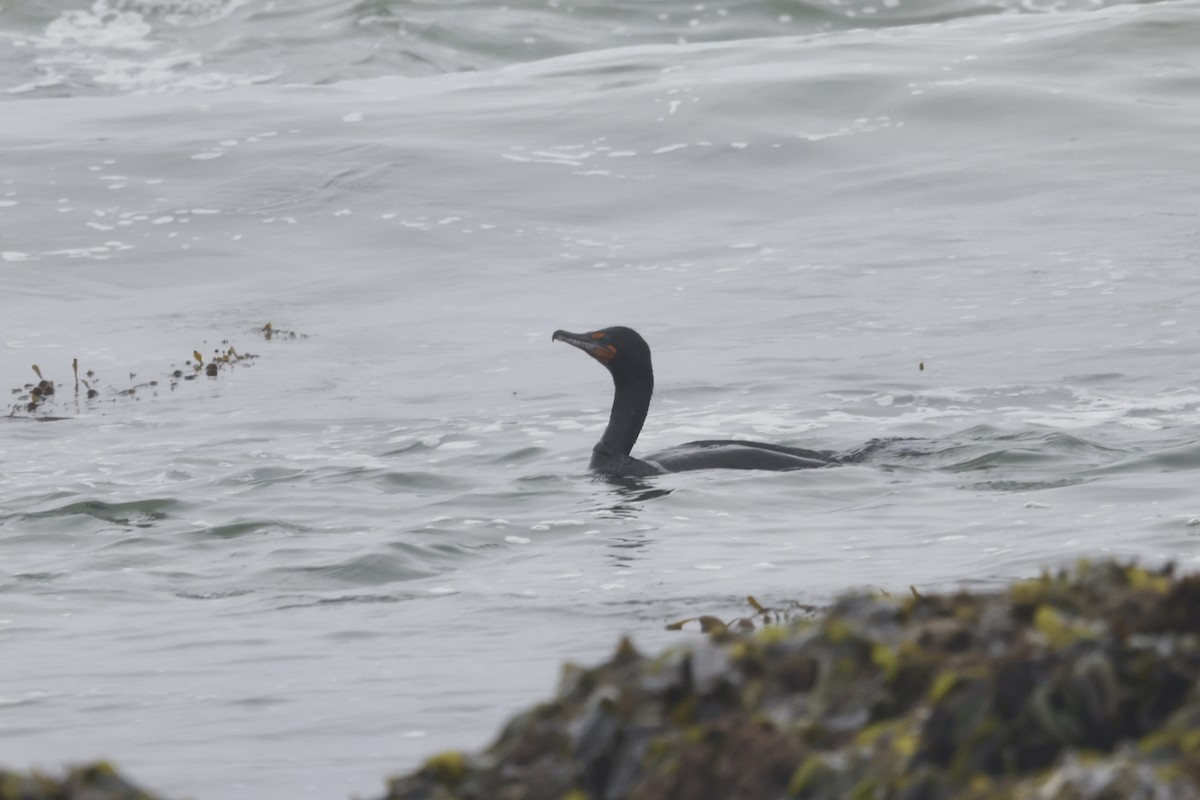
[599,371,653,457]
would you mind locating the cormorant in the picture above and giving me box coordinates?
[552,326,839,476]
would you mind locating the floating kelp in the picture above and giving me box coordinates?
[3,324,304,420]
[380,560,1200,800]
[175,342,257,385]
[259,321,307,341]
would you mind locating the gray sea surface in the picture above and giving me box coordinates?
[2,0,1200,797]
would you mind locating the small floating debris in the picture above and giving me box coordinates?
[666,594,821,634]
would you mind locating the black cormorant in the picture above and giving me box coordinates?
[552,326,839,476]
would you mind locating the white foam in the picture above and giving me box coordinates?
[44,3,156,52]
[437,440,479,450]
[8,0,276,96]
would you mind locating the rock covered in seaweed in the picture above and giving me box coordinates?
[0,762,165,800]
[381,561,1200,800]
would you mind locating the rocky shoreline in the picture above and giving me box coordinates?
[7,560,1199,800]
[384,560,1200,800]
[0,762,160,800]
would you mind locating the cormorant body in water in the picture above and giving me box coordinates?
[553,326,839,476]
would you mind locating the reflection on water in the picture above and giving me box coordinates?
[606,534,652,570]
[591,474,674,519]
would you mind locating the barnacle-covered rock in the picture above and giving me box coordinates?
[379,561,1200,800]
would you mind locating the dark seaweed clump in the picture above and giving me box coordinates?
[382,560,1200,800]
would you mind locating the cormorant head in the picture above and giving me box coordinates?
[552,326,653,385]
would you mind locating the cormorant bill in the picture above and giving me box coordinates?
[552,326,838,476]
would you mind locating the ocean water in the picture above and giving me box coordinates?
[2,0,1199,797]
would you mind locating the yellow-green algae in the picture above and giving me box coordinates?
[419,751,468,787]
[787,754,835,797]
